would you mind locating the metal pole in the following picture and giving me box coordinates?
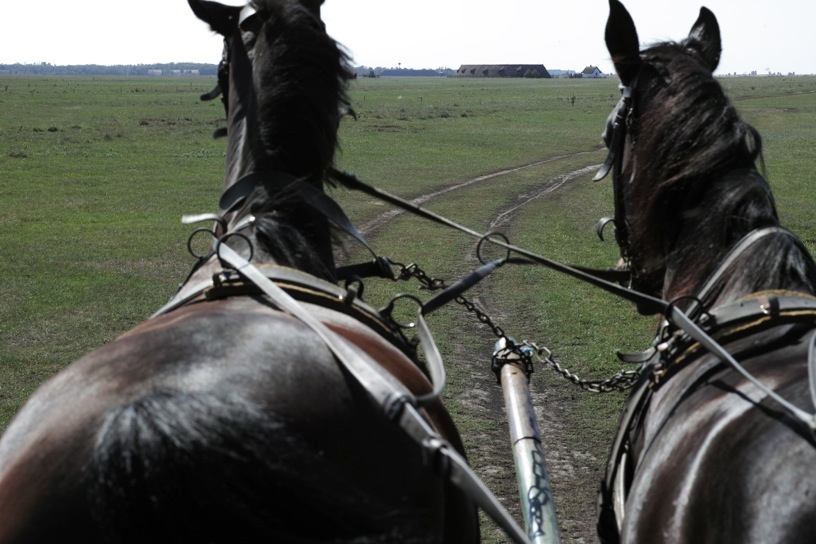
[496,342,561,544]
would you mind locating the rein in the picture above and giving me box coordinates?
[332,169,816,434]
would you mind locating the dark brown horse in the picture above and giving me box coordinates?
[596,1,816,542]
[0,1,479,542]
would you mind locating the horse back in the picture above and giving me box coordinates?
[0,297,476,543]
[623,324,816,543]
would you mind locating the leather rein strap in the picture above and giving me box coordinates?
[214,243,532,544]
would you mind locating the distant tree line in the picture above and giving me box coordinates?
[0,63,219,76]
[353,66,455,78]
[0,62,459,78]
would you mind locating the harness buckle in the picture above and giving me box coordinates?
[757,293,780,316]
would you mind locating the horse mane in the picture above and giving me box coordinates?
[222,0,356,280]
[249,0,354,181]
[664,170,816,303]
[625,37,806,298]
[89,389,428,543]
[248,184,337,279]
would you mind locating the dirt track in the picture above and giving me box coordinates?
[356,156,606,543]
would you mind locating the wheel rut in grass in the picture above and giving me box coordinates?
[353,153,604,543]
[357,151,599,238]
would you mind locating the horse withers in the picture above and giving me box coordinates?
[596,1,816,542]
[0,1,479,542]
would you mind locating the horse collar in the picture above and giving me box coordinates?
[682,226,800,317]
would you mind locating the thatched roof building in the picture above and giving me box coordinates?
[455,64,551,78]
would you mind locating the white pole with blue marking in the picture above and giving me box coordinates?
[494,338,561,544]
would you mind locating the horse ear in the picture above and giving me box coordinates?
[605,0,642,85]
[687,7,721,71]
[188,0,242,36]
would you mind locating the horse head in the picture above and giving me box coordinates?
[189,0,354,280]
[595,0,807,309]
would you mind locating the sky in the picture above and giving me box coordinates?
[1,0,814,75]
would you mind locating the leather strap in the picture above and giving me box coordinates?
[219,171,297,215]
[686,226,798,316]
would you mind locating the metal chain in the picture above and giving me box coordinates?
[528,342,640,393]
[392,261,640,393]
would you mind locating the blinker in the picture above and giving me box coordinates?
[593,84,634,182]
[238,5,259,30]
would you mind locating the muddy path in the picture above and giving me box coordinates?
[354,153,608,543]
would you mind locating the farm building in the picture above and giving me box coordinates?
[580,65,604,78]
[455,64,551,78]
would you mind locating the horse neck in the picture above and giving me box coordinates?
[218,119,336,281]
[660,171,816,309]
[212,13,346,282]
[222,169,337,281]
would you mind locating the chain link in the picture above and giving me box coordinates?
[393,260,640,393]
[528,342,640,393]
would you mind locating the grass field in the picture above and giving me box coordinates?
[2,74,816,540]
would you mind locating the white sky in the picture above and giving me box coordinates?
[1,0,813,75]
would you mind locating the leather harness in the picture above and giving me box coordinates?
[596,224,816,542]
[151,176,532,542]
[599,288,816,542]
[153,235,532,543]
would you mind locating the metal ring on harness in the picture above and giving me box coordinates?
[216,232,254,267]
[477,232,511,265]
[596,217,617,242]
[381,294,423,330]
[666,294,709,322]
[187,228,218,260]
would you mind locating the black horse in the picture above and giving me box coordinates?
[0,1,480,542]
[595,1,816,542]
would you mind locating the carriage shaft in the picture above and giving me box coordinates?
[501,363,562,544]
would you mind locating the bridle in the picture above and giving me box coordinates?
[200,4,264,126]
[593,73,641,269]
[587,66,816,424]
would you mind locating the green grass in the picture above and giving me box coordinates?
[2,74,816,511]
[334,77,618,221]
[0,76,226,423]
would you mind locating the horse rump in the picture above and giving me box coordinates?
[90,388,433,543]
